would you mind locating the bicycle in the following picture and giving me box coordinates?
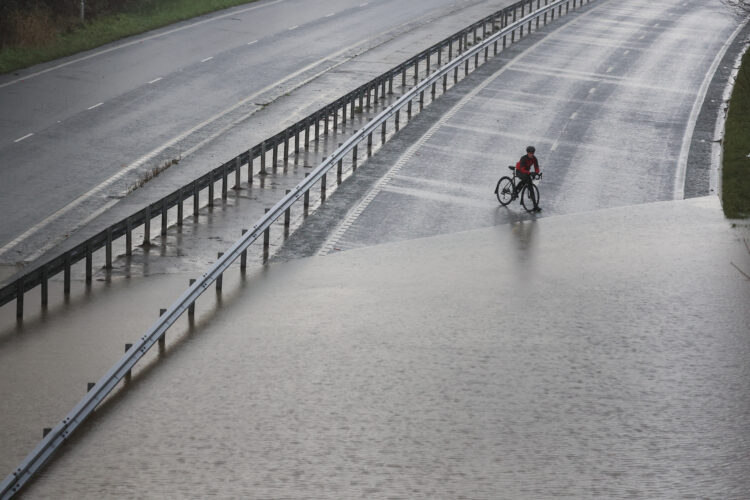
[494,166,542,212]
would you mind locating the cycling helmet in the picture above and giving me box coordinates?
[526,146,536,153]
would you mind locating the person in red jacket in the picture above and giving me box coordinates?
[515,145,541,212]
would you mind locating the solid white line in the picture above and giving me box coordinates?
[87,102,103,110]
[148,77,163,84]
[674,18,749,200]
[14,133,33,143]
[201,56,214,62]
[0,0,288,90]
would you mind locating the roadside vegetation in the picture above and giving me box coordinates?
[723,44,750,219]
[0,0,258,74]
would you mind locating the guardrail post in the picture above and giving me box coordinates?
[88,382,95,392]
[294,127,300,153]
[544,0,549,25]
[381,122,386,143]
[437,44,442,66]
[413,59,419,84]
[106,228,113,269]
[324,107,330,134]
[388,74,393,94]
[188,279,196,316]
[303,175,310,212]
[426,50,431,74]
[41,267,48,307]
[125,217,133,256]
[401,66,406,88]
[177,188,184,225]
[419,90,424,110]
[321,172,327,201]
[315,113,320,140]
[431,81,436,100]
[64,253,71,296]
[283,192,291,227]
[240,229,248,270]
[234,157,241,189]
[208,172,215,207]
[367,132,373,150]
[333,107,338,131]
[304,120,310,147]
[263,209,270,262]
[353,144,358,170]
[342,100,348,125]
[161,199,168,235]
[408,99,413,118]
[283,131,289,163]
[159,309,167,348]
[337,144,343,182]
[125,343,133,379]
[193,183,200,216]
[520,2,525,37]
[449,39,453,60]
[249,154,255,183]
[374,83,379,104]
[395,110,400,131]
[272,141,278,170]
[16,278,23,319]
[85,241,92,285]
[260,142,267,175]
[222,163,228,198]
[366,87,371,109]
[443,73,448,92]
[216,253,223,292]
[143,205,151,245]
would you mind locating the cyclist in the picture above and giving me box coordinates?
[515,145,541,212]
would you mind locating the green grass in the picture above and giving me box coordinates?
[0,0,258,74]
[723,47,750,219]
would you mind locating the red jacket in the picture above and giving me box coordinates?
[517,155,540,175]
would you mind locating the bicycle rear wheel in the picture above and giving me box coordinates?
[495,177,514,206]
[520,183,540,212]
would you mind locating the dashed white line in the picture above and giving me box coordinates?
[606,66,613,73]
[148,77,163,84]
[201,56,214,62]
[588,87,596,94]
[360,2,369,6]
[288,25,298,30]
[247,40,258,45]
[325,13,335,17]
[88,102,103,110]
[14,133,33,143]
[570,112,578,119]
[623,50,630,55]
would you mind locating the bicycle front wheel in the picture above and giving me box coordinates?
[521,183,540,212]
[495,177,514,206]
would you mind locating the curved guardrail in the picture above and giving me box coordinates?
[0,0,593,497]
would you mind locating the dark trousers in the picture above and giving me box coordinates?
[515,171,537,206]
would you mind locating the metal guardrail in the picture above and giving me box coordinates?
[0,0,593,497]
[2,0,578,319]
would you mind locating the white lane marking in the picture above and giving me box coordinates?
[570,112,578,119]
[148,77,163,84]
[606,66,613,73]
[675,18,749,200]
[360,2,369,6]
[325,13,335,17]
[623,50,630,55]
[14,133,33,143]
[0,0,288,90]
[87,102,103,110]
[288,25,298,30]
[588,87,596,94]
[247,40,258,45]
[201,56,214,62]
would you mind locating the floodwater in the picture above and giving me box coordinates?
[13,195,750,499]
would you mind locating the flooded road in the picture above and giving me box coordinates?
[18,196,750,498]
[1,0,749,496]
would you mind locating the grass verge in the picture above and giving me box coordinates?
[0,0,258,75]
[723,45,750,219]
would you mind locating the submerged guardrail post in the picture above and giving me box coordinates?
[15,278,23,319]
[216,253,224,292]
[159,309,167,349]
[263,209,270,262]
